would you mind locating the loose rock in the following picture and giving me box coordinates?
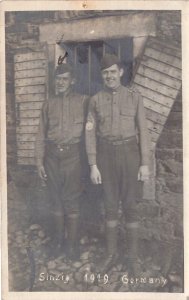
[16,235,24,245]
[47,260,57,270]
[74,271,83,283]
[79,263,91,273]
[20,248,27,255]
[38,230,46,238]
[80,236,89,245]
[80,251,89,260]
[57,263,70,271]
[73,261,82,269]
[29,224,41,231]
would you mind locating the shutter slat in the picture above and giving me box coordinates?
[137,65,181,90]
[145,109,167,125]
[15,68,46,79]
[14,52,46,63]
[19,102,43,110]
[148,129,159,142]
[17,157,36,165]
[142,57,181,80]
[135,74,179,99]
[134,84,174,108]
[147,40,181,58]
[143,97,171,116]
[16,126,39,134]
[16,93,45,103]
[17,141,35,150]
[15,77,46,87]
[15,85,45,95]
[15,60,47,71]
[144,48,181,69]
[17,149,35,158]
[147,119,163,134]
[19,110,41,118]
[19,118,40,126]
[17,134,36,142]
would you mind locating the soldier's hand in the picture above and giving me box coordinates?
[90,165,102,184]
[138,165,150,182]
[37,165,47,181]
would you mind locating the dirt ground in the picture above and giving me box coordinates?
[7,170,183,293]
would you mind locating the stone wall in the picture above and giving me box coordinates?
[156,11,182,243]
[147,11,182,275]
[138,92,183,275]
[156,11,181,47]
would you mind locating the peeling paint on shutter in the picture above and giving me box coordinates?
[14,43,48,165]
[133,37,182,200]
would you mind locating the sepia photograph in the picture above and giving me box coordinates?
[1,2,187,298]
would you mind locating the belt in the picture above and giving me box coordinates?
[99,136,136,146]
[46,141,80,152]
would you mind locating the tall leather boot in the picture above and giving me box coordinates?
[126,223,141,277]
[49,213,65,258]
[55,214,65,245]
[66,214,80,261]
[99,221,118,273]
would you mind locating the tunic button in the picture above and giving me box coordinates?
[60,148,63,152]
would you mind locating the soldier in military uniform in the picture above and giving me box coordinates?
[85,54,150,274]
[35,63,88,260]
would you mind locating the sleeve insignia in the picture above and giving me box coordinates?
[86,121,94,131]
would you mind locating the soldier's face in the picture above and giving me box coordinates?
[101,64,124,89]
[55,72,73,94]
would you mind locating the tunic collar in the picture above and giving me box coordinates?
[104,84,123,95]
[58,87,73,99]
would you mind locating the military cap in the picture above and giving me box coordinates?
[100,53,121,70]
[55,63,73,76]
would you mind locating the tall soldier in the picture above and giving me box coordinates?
[35,63,87,260]
[85,54,150,275]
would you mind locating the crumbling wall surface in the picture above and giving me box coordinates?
[156,11,181,46]
[138,92,183,280]
[157,10,182,245]
[151,10,182,279]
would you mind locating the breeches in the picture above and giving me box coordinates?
[97,138,143,222]
[44,143,82,216]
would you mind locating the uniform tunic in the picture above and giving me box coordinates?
[35,90,87,163]
[35,90,87,216]
[85,85,150,221]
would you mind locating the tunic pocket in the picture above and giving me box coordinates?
[120,105,135,117]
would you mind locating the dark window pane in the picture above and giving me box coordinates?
[90,42,104,95]
[120,37,133,85]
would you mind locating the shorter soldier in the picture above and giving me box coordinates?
[85,54,150,274]
[35,64,87,260]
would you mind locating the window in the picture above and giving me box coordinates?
[57,38,133,96]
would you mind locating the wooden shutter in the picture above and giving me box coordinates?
[133,37,182,200]
[14,43,48,165]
